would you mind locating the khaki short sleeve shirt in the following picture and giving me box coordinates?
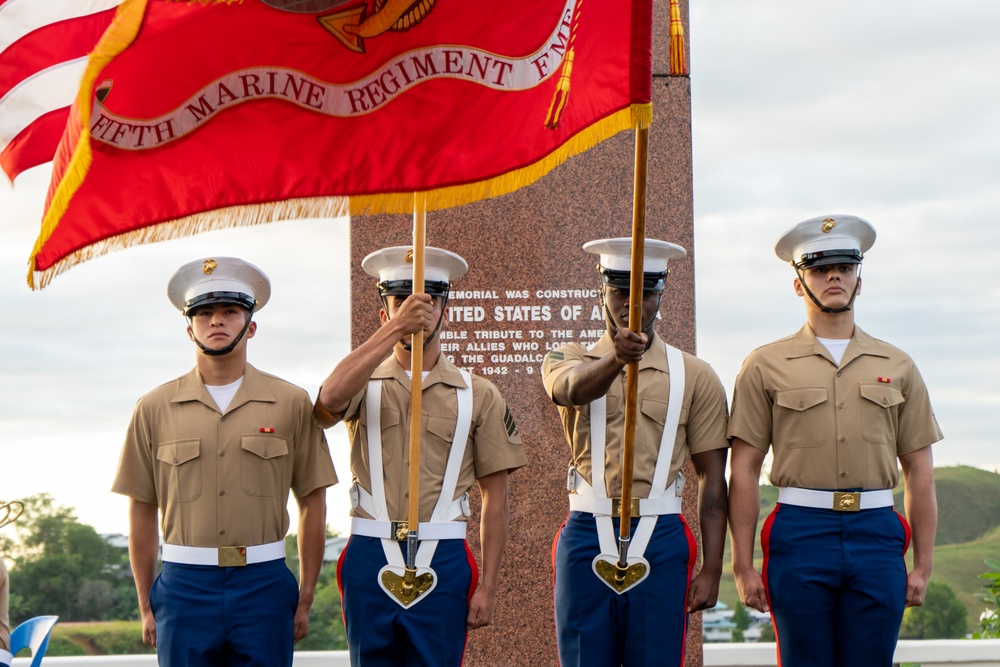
[542,331,730,498]
[728,324,944,489]
[343,354,527,522]
[112,364,337,547]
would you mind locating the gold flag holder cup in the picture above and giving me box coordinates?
[378,564,437,608]
[592,553,650,594]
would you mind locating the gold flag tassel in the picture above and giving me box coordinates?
[668,0,687,76]
[544,49,575,130]
[544,0,583,129]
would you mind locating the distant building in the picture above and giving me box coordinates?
[703,601,737,642]
[703,601,773,643]
[323,536,348,564]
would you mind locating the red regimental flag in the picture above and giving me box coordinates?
[0,0,120,182]
[29,0,654,288]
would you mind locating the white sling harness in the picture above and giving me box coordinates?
[349,371,473,608]
[567,343,686,593]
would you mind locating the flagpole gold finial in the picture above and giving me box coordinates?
[0,500,24,529]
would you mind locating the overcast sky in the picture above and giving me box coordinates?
[1,0,998,538]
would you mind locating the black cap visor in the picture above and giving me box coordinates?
[795,249,863,270]
[600,269,666,292]
[184,291,255,316]
[378,279,451,298]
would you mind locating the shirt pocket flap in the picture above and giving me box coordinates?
[426,415,458,442]
[859,383,905,408]
[241,435,289,460]
[639,398,668,426]
[379,407,400,432]
[776,387,828,412]
[156,439,201,466]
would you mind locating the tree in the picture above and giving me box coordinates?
[6,494,137,623]
[730,601,751,643]
[973,558,1000,639]
[731,601,752,631]
[899,580,968,639]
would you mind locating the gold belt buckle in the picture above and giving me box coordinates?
[391,521,409,542]
[832,492,861,512]
[610,497,641,516]
[218,546,247,567]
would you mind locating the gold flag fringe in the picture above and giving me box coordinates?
[29,196,350,290]
[29,94,650,288]
[350,103,653,216]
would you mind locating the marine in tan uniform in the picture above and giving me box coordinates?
[112,258,337,667]
[542,238,729,667]
[728,215,943,667]
[314,246,526,667]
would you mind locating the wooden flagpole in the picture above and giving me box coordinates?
[403,192,427,588]
[615,124,649,580]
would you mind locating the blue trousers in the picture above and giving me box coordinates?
[762,503,911,667]
[553,511,695,667]
[337,536,477,667]
[149,559,299,667]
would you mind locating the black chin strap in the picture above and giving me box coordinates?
[600,283,661,341]
[189,311,254,357]
[796,265,862,314]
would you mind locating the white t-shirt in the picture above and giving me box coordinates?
[206,376,243,413]
[817,337,850,366]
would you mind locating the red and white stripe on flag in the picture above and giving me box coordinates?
[0,0,119,181]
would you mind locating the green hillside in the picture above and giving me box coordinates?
[713,465,1000,633]
[893,465,1000,545]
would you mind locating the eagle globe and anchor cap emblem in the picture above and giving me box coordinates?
[260,0,437,53]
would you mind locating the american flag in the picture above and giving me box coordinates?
[0,0,119,181]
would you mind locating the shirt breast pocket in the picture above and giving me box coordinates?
[155,439,202,502]
[427,416,465,452]
[859,384,904,445]
[774,387,829,448]
[376,406,401,465]
[639,397,668,458]
[241,434,289,497]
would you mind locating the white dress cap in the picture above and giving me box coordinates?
[775,214,877,267]
[362,246,469,285]
[582,237,686,272]
[167,257,271,314]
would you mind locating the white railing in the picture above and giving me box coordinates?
[703,640,1000,667]
[15,640,1000,666]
